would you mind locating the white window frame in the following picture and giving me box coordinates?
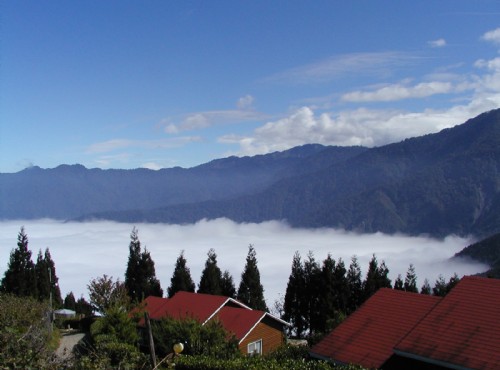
[247,339,263,355]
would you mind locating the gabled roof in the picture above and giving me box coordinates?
[395,276,500,370]
[310,288,441,369]
[216,306,267,343]
[139,291,289,341]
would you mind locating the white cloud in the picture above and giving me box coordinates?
[163,95,266,134]
[263,52,421,84]
[86,137,201,154]
[0,219,487,307]
[428,38,446,48]
[341,81,453,102]
[237,94,255,110]
[481,27,500,45]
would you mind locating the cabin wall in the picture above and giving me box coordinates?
[239,319,285,355]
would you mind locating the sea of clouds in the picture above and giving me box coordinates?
[0,219,488,307]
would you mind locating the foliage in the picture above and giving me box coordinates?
[404,264,418,293]
[283,251,306,338]
[0,227,36,297]
[35,248,63,307]
[220,270,236,298]
[151,316,240,360]
[88,274,130,314]
[175,351,367,370]
[125,227,163,303]
[363,255,392,300]
[420,278,432,295]
[75,305,148,369]
[65,291,77,310]
[0,294,64,369]
[197,249,223,295]
[237,244,268,311]
[167,250,196,297]
[346,256,363,314]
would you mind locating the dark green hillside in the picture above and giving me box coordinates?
[94,109,500,238]
[454,233,500,278]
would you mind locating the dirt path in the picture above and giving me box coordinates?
[56,332,85,359]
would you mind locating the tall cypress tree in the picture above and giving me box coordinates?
[318,254,337,334]
[302,251,321,336]
[394,274,404,290]
[404,264,418,293]
[346,255,363,314]
[0,227,36,297]
[167,251,195,297]
[220,270,236,298]
[64,292,77,311]
[198,249,222,295]
[35,248,62,307]
[124,227,163,302]
[237,245,267,311]
[125,227,141,301]
[283,251,306,338]
[140,247,163,298]
[363,254,392,301]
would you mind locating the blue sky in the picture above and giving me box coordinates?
[1,1,500,172]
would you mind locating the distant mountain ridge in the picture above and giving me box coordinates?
[2,109,500,238]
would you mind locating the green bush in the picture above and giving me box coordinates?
[175,354,366,370]
[151,316,240,359]
[0,294,64,369]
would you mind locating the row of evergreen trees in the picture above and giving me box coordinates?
[1,226,461,338]
[0,227,62,306]
[123,227,268,311]
[281,251,460,340]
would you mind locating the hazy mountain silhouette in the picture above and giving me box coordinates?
[2,109,500,238]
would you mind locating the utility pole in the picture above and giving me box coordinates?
[48,267,53,333]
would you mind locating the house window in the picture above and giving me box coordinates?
[247,339,262,355]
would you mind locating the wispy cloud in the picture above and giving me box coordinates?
[162,95,269,134]
[86,137,201,154]
[262,51,422,85]
[341,81,454,102]
[428,38,447,48]
[481,27,500,45]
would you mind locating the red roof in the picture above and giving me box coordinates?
[310,288,440,369]
[216,306,266,342]
[139,291,288,344]
[395,276,500,370]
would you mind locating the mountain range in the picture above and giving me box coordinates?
[1,108,500,238]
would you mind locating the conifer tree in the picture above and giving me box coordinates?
[64,292,77,311]
[346,255,363,313]
[237,245,267,311]
[318,254,337,334]
[363,254,392,301]
[35,248,63,307]
[220,270,236,298]
[394,274,404,290]
[420,278,432,295]
[140,247,163,297]
[283,251,306,338]
[302,251,321,336]
[198,249,222,295]
[125,227,142,300]
[167,251,195,297]
[432,275,447,296]
[333,258,348,313]
[124,227,163,302]
[404,263,418,293]
[0,227,36,297]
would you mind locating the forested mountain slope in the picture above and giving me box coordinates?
[85,109,500,238]
[2,109,500,238]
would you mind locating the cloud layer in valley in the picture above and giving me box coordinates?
[0,219,488,307]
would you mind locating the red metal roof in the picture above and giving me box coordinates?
[395,276,500,370]
[216,306,266,342]
[139,291,287,342]
[310,288,440,369]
